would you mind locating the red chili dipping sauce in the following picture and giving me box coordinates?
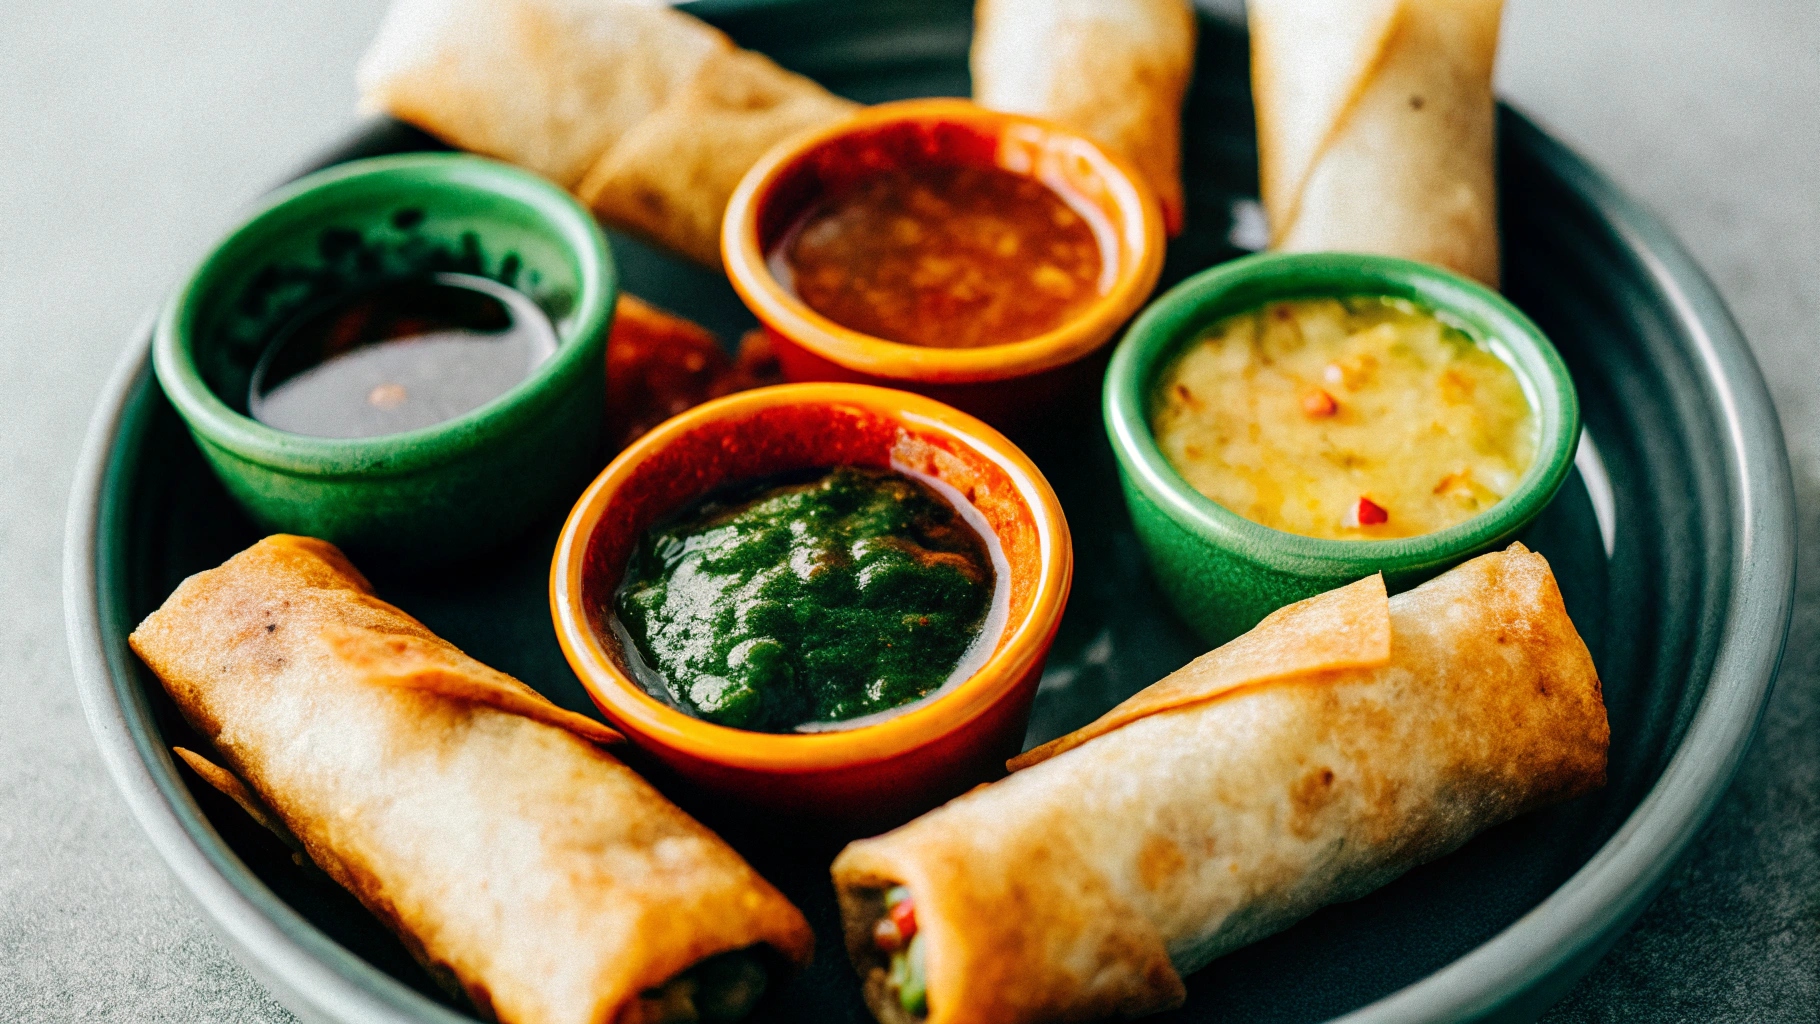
[772,164,1107,349]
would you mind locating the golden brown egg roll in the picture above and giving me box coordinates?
[1251,0,1506,286]
[832,544,1606,1024]
[357,0,856,267]
[132,535,814,1024]
[357,0,730,189]
[970,0,1197,234]
[577,46,859,268]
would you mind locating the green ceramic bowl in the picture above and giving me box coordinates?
[152,152,617,561]
[1105,251,1581,645]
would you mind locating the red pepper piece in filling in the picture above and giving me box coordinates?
[872,916,905,953]
[889,897,918,945]
[1300,388,1338,418]
[1352,497,1389,526]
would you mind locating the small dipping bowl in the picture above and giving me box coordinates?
[550,383,1072,823]
[722,98,1164,432]
[153,152,617,561]
[1105,252,1581,645]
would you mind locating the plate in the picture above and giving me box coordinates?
[63,3,1796,1023]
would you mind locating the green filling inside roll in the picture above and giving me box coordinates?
[888,934,927,1016]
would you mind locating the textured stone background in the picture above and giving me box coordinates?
[1,1,1813,1021]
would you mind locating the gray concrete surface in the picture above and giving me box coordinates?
[2,1,1814,1020]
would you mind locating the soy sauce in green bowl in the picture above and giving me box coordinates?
[248,273,557,440]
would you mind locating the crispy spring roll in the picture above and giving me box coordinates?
[970,0,1197,234]
[1251,0,1506,286]
[832,544,1606,1024]
[577,47,859,267]
[357,0,856,266]
[357,0,730,189]
[132,536,814,1024]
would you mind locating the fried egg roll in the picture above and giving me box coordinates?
[357,0,855,267]
[832,544,1606,1024]
[132,536,814,1024]
[576,47,858,268]
[1251,0,1505,286]
[970,0,1197,234]
[357,0,728,189]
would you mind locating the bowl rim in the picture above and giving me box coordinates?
[1103,250,1583,577]
[548,381,1074,772]
[150,151,616,478]
[722,97,1165,385]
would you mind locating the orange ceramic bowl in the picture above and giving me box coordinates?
[550,383,1073,823]
[722,98,1165,431]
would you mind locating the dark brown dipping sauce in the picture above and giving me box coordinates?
[774,164,1106,349]
[249,272,557,439]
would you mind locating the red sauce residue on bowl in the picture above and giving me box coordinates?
[773,163,1105,349]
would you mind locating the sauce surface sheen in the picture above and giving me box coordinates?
[774,164,1105,349]
[1152,296,1537,540]
[249,272,556,439]
[613,466,1000,733]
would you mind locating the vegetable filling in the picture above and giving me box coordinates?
[873,886,927,1017]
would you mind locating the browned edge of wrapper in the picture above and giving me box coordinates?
[173,746,304,853]
[969,0,1197,236]
[134,535,622,748]
[574,42,858,268]
[1250,0,1404,250]
[323,625,624,745]
[1010,572,1391,770]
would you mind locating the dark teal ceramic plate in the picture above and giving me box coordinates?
[65,3,1794,1023]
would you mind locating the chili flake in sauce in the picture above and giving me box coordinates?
[775,164,1105,349]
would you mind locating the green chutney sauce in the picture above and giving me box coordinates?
[614,466,1002,733]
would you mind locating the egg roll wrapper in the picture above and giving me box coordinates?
[833,545,1606,1024]
[131,535,813,1024]
[970,0,1197,233]
[1013,573,1392,768]
[173,746,303,852]
[1251,0,1505,286]
[576,46,859,267]
[357,0,730,188]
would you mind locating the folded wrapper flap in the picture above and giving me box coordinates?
[358,0,856,266]
[1250,0,1505,286]
[356,0,731,188]
[323,625,623,746]
[576,45,860,267]
[1011,572,1390,769]
[173,746,305,853]
[1251,0,1403,243]
[153,535,620,747]
[971,0,1197,235]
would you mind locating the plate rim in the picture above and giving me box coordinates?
[63,108,1796,1024]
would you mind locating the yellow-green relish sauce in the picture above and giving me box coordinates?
[1151,296,1537,540]
[613,466,1001,733]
